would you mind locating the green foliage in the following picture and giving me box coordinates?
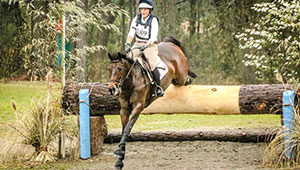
[0,0,125,80]
[237,0,300,83]
[2,0,298,83]
[175,0,261,84]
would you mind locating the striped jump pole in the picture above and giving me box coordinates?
[79,89,91,159]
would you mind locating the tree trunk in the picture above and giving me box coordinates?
[189,0,197,36]
[90,116,107,156]
[76,0,88,82]
[166,0,177,36]
[62,83,296,116]
[95,0,126,59]
[95,0,114,60]
[104,130,277,143]
[120,0,126,50]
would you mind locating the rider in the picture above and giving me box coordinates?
[124,0,164,97]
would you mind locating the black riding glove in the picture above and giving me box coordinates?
[124,43,131,53]
[140,44,148,51]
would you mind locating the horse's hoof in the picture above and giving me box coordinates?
[115,160,124,169]
[114,148,125,159]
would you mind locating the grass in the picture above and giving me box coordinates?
[0,81,62,137]
[106,114,281,132]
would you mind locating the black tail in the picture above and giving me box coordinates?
[163,36,186,57]
[188,69,197,78]
[164,36,197,81]
[184,69,197,85]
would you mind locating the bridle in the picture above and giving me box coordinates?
[109,47,142,89]
[109,56,137,88]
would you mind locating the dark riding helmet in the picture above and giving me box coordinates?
[138,0,154,10]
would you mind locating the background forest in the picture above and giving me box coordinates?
[0,0,299,84]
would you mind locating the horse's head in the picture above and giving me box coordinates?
[108,53,128,95]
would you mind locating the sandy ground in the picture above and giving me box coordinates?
[71,141,272,170]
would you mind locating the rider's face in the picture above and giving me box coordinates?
[140,8,150,19]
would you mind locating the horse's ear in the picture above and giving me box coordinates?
[108,53,113,61]
[118,52,126,60]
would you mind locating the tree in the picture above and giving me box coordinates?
[0,1,25,79]
[237,0,300,83]
[8,0,124,80]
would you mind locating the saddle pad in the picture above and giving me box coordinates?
[137,56,168,81]
[156,57,168,80]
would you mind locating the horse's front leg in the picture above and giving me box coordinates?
[114,99,130,161]
[114,102,144,170]
[119,98,131,136]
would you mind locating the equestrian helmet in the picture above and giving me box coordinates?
[138,0,154,9]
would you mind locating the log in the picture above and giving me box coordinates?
[90,116,107,156]
[77,116,108,157]
[62,83,120,116]
[104,130,277,143]
[239,84,294,114]
[62,83,295,115]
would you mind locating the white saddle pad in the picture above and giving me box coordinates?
[156,57,168,80]
[136,56,168,82]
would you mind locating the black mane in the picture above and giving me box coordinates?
[108,52,134,64]
[163,36,187,57]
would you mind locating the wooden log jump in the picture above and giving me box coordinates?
[62,83,295,115]
[104,130,277,143]
[61,83,297,156]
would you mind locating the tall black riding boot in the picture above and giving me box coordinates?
[152,68,164,97]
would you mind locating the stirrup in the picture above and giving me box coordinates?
[155,85,164,97]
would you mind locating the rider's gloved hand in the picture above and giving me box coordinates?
[140,44,148,51]
[124,43,131,53]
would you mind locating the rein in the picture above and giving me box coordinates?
[118,47,141,86]
[109,46,145,88]
[109,59,137,88]
[123,60,137,85]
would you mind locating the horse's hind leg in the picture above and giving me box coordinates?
[173,72,188,86]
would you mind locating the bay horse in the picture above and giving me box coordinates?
[108,36,197,170]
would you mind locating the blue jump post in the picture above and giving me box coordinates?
[283,90,296,159]
[79,89,91,159]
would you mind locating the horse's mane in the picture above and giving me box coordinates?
[109,53,135,64]
[163,36,187,57]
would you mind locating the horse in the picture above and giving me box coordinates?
[108,36,197,170]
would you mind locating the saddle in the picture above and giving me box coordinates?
[138,54,155,83]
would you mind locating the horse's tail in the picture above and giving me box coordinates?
[164,36,197,85]
[188,69,197,78]
[163,36,187,57]
[184,69,198,85]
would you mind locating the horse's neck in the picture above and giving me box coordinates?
[121,59,155,106]
[121,59,136,86]
[122,59,147,88]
